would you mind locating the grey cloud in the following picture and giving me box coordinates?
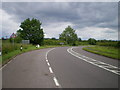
[2,2,118,39]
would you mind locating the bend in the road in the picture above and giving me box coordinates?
[67,47,120,75]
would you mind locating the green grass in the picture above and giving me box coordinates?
[2,44,68,66]
[83,46,119,60]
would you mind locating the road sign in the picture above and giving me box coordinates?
[60,42,64,45]
[10,33,16,38]
[10,33,16,46]
[22,40,30,44]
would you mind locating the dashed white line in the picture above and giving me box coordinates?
[47,62,50,66]
[49,67,53,73]
[46,59,49,63]
[46,48,55,60]
[45,48,61,88]
[53,77,60,87]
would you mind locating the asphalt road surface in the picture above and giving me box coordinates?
[2,46,119,88]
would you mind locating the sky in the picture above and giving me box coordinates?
[0,1,119,40]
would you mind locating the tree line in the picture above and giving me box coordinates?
[5,18,119,47]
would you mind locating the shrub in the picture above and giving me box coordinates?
[75,41,89,46]
[88,38,97,45]
[2,40,32,55]
[96,41,118,47]
[44,40,67,45]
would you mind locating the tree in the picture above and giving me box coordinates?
[78,38,82,42]
[17,18,44,45]
[88,38,97,45]
[59,26,78,45]
[51,37,56,40]
[117,41,120,47]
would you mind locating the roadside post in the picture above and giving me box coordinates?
[36,44,40,48]
[20,45,23,51]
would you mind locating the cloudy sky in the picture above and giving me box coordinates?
[1,1,118,40]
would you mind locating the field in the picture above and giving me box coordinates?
[96,41,119,47]
[83,46,119,60]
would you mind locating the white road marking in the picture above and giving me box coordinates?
[47,62,50,66]
[67,47,120,75]
[46,48,55,60]
[46,59,49,63]
[0,64,7,70]
[71,47,118,69]
[45,48,61,87]
[1,48,55,70]
[53,77,60,87]
[7,59,13,64]
[49,67,53,73]
[0,58,14,70]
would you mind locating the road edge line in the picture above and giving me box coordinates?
[67,47,120,75]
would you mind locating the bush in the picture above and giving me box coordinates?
[88,38,97,45]
[96,41,118,47]
[9,36,23,43]
[2,40,32,55]
[75,41,89,46]
[117,41,120,48]
[44,39,67,45]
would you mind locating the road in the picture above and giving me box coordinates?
[2,46,119,88]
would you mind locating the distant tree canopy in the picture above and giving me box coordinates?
[88,38,97,45]
[59,26,78,45]
[17,18,44,45]
[78,38,82,42]
[51,37,57,40]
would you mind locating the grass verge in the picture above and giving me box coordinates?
[2,45,68,66]
[83,46,119,60]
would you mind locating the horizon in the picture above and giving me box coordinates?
[1,2,119,40]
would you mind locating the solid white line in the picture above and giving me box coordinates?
[67,47,120,75]
[53,77,60,87]
[0,58,14,70]
[49,67,53,73]
[71,47,119,69]
[0,64,7,70]
[7,59,13,64]
[71,47,119,68]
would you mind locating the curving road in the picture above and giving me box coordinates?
[2,46,119,88]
